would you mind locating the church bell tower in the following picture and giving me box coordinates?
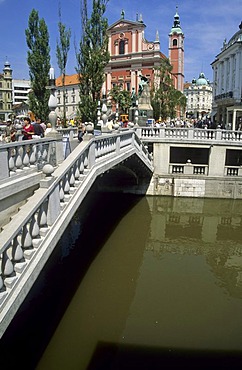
[169,7,184,92]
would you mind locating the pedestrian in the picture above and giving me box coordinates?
[22,117,35,140]
[78,124,86,142]
[33,118,45,138]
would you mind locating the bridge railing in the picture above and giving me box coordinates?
[0,137,57,182]
[0,130,152,336]
[135,126,242,143]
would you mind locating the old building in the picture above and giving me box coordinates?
[184,72,213,120]
[55,74,80,120]
[104,8,184,97]
[0,60,13,121]
[211,22,242,129]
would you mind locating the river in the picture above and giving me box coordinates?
[2,194,242,369]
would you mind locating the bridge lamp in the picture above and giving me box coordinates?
[100,86,108,127]
[47,67,58,134]
[116,103,119,123]
[97,100,101,125]
[135,100,139,126]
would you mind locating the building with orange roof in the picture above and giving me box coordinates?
[55,73,80,120]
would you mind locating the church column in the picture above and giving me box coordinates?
[137,30,142,52]
[106,72,112,94]
[132,31,136,52]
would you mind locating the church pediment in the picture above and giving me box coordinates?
[107,19,146,32]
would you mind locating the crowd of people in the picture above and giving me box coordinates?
[151,118,217,129]
[0,117,50,143]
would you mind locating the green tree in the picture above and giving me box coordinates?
[25,9,51,121]
[56,3,71,126]
[108,85,132,114]
[76,0,110,123]
[151,58,186,120]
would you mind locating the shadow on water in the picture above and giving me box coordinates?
[0,189,142,370]
[87,341,242,370]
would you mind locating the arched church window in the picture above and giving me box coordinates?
[173,39,178,46]
[119,40,125,55]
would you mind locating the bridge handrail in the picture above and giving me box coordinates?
[135,126,242,143]
[0,130,152,336]
[0,137,57,183]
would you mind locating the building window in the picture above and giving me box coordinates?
[119,40,125,55]
[173,39,178,46]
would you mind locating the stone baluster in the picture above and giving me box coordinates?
[8,152,15,174]
[1,249,14,284]
[79,157,85,174]
[74,162,80,183]
[38,201,48,235]
[12,235,24,264]
[59,180,65,203]
[23,145,30,168]
[69,167,76,189]
[21,223,33,251]
[84,153,89,169]
[30,213,40,247]
[15,146,23,172]
[63,173,71,200]
[29,145,37,167]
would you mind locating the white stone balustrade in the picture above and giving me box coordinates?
[136,126,242,143]
[0,138,57,181]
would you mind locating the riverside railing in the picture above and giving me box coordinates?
[0,130,153,338]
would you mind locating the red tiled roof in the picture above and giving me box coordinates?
[56,74,79,87]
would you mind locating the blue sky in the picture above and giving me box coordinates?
[0,0,242,83]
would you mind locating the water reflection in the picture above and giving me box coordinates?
[146,197,242,299]
[36,196,242,369]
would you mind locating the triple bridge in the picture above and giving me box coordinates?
[0,129,153,338]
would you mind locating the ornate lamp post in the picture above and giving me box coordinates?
[115,103,119,123]
[46,67,61,135]
[97,100,101,125]
[46,67,63,163]
[135,99,139,126]
[101,87,108,131]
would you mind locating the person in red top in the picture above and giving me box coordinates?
[22,117,35,140]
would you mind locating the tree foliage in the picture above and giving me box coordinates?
[151,58,186,120]
[56,4,71,125]
[25,9,51,121]
[108,85,132,114]
[76,0,110,123]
